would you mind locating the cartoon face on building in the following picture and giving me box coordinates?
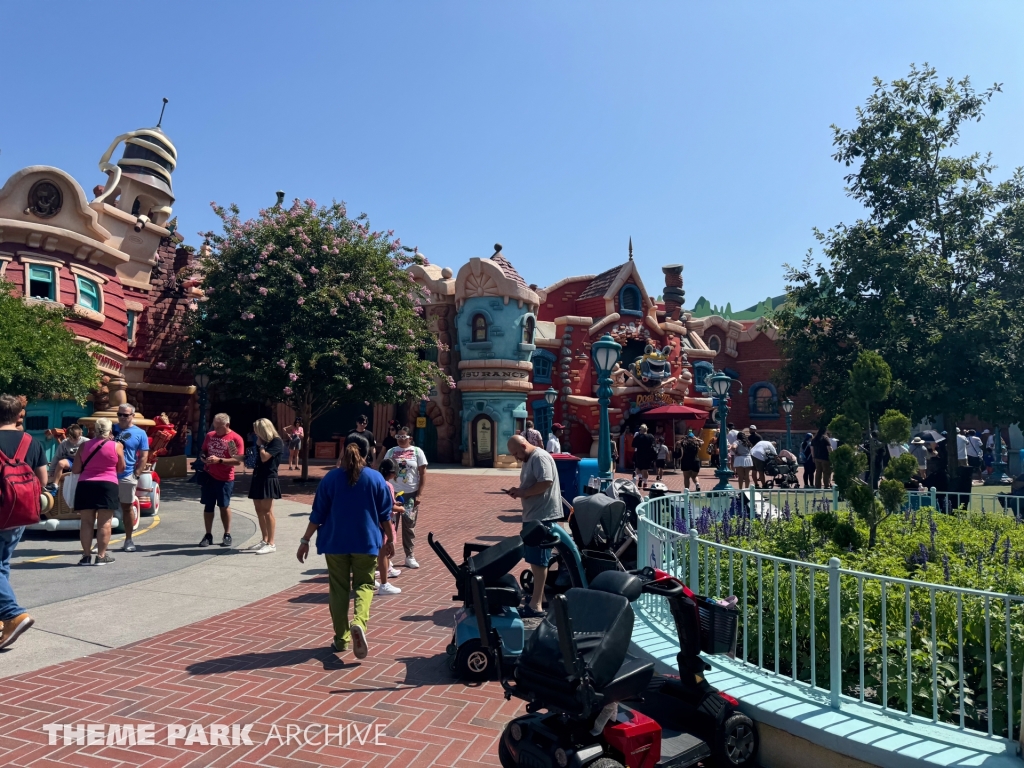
[634,345,673,385]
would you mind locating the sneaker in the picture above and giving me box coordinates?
[695,483,701,492]
[255,543,276,555]
[378,582,402,595]
[330,641,346,653]
[78,555,92,566]
[221,533,233,548]
[387,566,401,578]
[520,605,546,619]
[122,540,137,553]
[0,613,34,649]
[374,579,381,589]
[45,483,58,496]
[247,540,267,551]
[94,554,115,566]
[405,557,420,569]
[199,533,214,548]
[351,623,368,659]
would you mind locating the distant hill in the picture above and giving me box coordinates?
[689,294,787,320]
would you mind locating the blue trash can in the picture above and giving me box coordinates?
[552,454,580,509]
[577,458,600,496]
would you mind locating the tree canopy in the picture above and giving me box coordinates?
[184,198,445,477]
[0,280,99,403]
[774,65,1024,459]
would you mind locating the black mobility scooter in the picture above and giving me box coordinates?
[496,568,758,768]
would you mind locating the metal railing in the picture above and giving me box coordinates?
[636,491,1024,743]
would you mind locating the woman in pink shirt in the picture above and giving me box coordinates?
[72,417,125,566]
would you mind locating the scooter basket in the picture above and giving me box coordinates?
[696,596,738,655]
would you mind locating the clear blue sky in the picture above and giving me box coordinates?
[3,2,1022,309]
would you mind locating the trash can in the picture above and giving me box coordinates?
[577,458,600,496]
[551,454,580,509]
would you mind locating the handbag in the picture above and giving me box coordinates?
[188,457,208,485]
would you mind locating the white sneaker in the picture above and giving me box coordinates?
[374,579,381,589]
[351,623,368,659]
[248,540,267,551]
[387,566,401,578]
[378,582,401,595]
[405,557,420,569]
[255,543,276,555]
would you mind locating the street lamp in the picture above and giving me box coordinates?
[708,371,735,490]
[781,397,794,452]
[194,373,210,457]
[542,386,558,444]
[592,334,622,485]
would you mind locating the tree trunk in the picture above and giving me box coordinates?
[866,402,876,492]
[869,522,877,549]
[300,397,313,482]
[945,414,959,485]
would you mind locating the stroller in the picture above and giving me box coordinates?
[763,454,799,488]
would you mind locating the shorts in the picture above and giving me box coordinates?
[634,458,654,472]
[289,438,301,450]
[523,521,553,567]
[201,479,235,512]
[75,480,119,512]
[752,457,766,471]
[118,475,138,504]
[656,459,666,469]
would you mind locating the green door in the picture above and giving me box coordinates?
[23,400,92,462]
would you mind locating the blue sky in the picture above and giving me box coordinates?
[2,2,1023,309]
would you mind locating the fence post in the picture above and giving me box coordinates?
[689,529,700,592]
[828,556,842,708]
[748,485,756,520]
[683,489,690,530]
[929,486,937,510]
[832,484,839,513]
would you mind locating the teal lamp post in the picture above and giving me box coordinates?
[543,386,557,441]
[708,371,736,490]
[782,397,794,452]
[592,334,622,485]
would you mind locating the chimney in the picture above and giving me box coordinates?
[662,264,684,321]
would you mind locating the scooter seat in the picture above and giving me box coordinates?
[485,573,523,611]
[600,658,655,703]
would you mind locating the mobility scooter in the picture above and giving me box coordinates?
[494,567,758,768]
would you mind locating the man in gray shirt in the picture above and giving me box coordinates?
[506,435,562,617]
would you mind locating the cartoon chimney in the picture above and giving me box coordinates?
[662,264,684,321]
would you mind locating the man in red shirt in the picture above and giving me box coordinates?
[199,413,245,548]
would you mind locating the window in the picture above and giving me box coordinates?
[707,335,721,353]
[24,415,48,431]
[522,316,535,345]
[76,276,101,311]
[126,310,137,345]
[29,265,56,301]
[619,284,643,315]
[472,314,488,342]
[693,361,714,393]
[749,381,779,418]
[532,351,556,384]
[532,403,553,440]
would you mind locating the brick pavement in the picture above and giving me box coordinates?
[0,473,528,768]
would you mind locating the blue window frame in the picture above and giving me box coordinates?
[76,276,101,311]
[532,350,556,384]
[749,381,779,418]
[28,265,56,301]
[692,361,714,393]
[619,284,643,316]
[126,310,137,345]
[532,402,553,441]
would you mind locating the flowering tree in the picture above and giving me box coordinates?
[184,199,445,479]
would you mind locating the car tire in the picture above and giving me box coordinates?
[715,712,758,767]
[455,639,493,681]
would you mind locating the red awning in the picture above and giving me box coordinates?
[642,404,708,419]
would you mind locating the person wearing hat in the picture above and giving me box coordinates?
[546,424,564,454]
[909,437,929,471]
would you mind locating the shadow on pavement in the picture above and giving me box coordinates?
[397,652,456,685]
[399,607,458,627]
[288,592,329,603]
[496,514,522,523]
[186,646,344,674]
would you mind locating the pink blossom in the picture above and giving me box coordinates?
[286,342,294,349]
[155,362,167,370]
[249,273,258,280]
[289,373,298,381]
[259,287,268,296]
[385,375,395,385]
[330,307,337,316]
[278,360,287,368]
[309,266,319,275]
[297,297,305,306]
[363,361,371,369]
[283,386,293,395]
[346,383,353,390]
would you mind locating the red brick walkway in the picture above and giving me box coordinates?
[0,474,528,767]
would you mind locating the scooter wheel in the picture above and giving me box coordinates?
[519,569,533,593]
[587,759,625,768]
[455,639,494,681]
[497,737,517,768]
[715,712,758,767]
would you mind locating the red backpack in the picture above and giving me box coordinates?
[0,433,42,530]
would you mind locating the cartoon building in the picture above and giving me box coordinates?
[0,115,198,456]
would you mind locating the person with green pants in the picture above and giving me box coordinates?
[297,433,394,658]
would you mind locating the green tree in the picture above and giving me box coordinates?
[0,280,99,403]
[185,199,444,480]
[774,65,1024,478]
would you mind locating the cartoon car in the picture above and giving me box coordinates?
[29,470,161,533]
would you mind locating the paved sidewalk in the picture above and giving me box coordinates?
[0,474,526,767]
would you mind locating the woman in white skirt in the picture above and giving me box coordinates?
[732,432,754,489]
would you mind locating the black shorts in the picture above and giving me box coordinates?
[656,459,667,469]
[634,458,654,471]
[74,480,119,512]
[752,457,766,471]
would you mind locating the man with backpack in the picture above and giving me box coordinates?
[0,394,47,650]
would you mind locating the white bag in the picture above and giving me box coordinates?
[62,473,78,508]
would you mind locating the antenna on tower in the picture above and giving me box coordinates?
[156,98,169,128]
[628,237,633,260]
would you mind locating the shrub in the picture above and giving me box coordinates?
[832,521,862,550]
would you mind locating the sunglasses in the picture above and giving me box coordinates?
[117,414,132,418]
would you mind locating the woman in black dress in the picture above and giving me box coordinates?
[247,418,284,554]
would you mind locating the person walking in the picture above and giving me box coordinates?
[725,423,738,470]
[382,426,428,569]
[546,424,563,454]
[0,394,46,650]
[113,405,149,553]
[632,424,656,489]
[247,418,283,555]
[375,458,402,595]
[344,414,377,467]
[46,423,87,495]
[732,432,753,489]
[505,435,562,618]
[680,431,702,490]
[380,421,399,455]
[811,427,833,489]
[199,413,245,548]
[672,441,683,471]
[72,418,124,566]
[297,434,395,658]
[523,420,544,449]
[799,432,816,488]
[286,418,304,470]
[655,438,669,481]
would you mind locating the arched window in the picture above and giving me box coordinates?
[707,335,721,353]
[472,314,488,342]
[76,276,102,312]
[693,361,714,393]
[522,316,535,345]
[749,381,779,417]
[619,284,643,315]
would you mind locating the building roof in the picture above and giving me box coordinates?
[578,262,629,300]
[488,254,528,290]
